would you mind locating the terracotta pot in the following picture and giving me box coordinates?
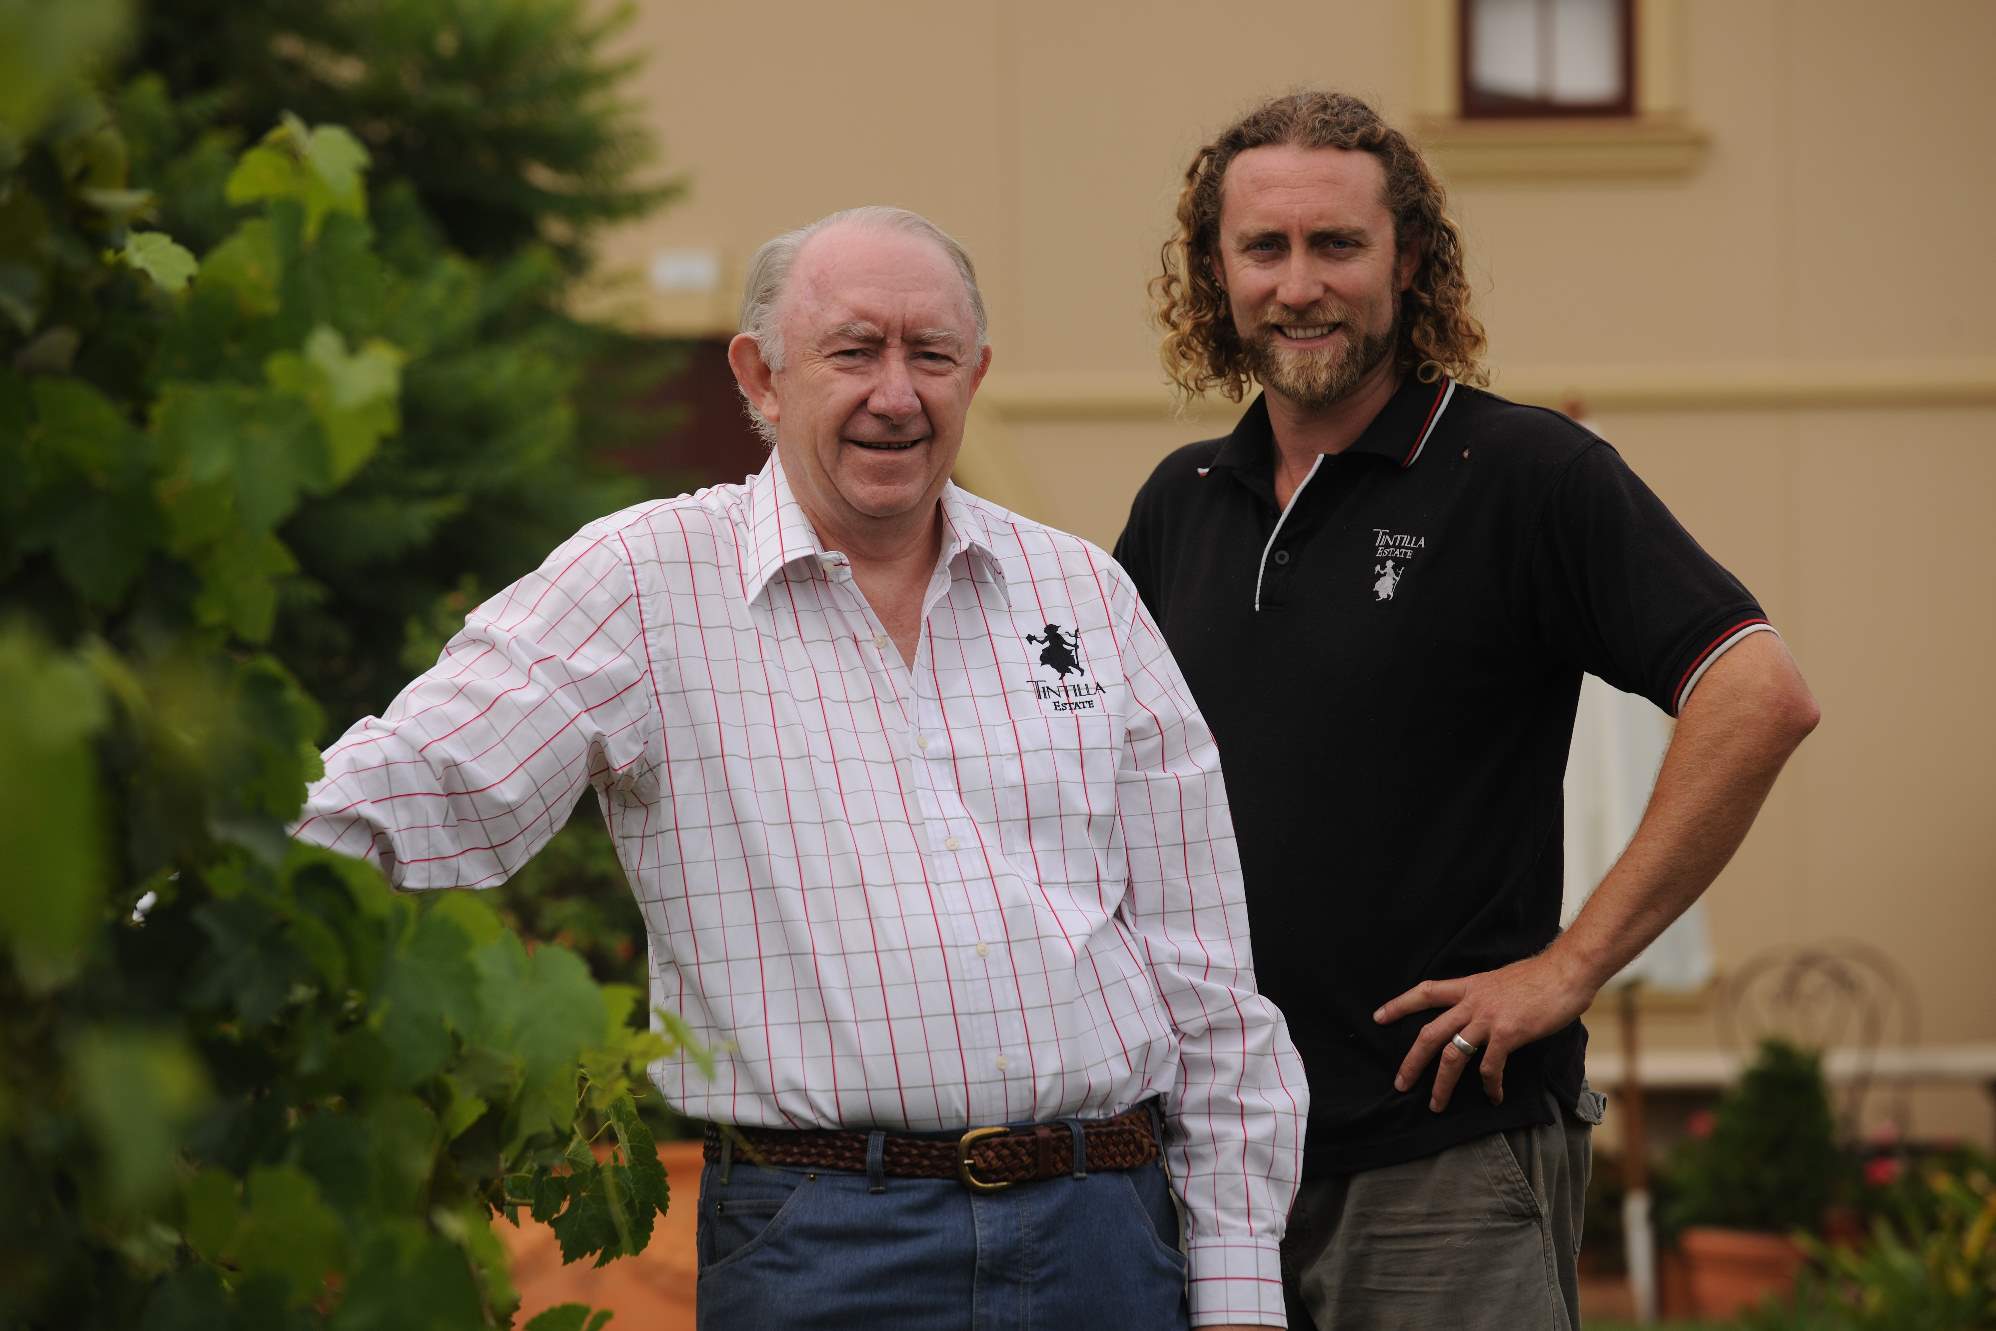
[1677,1225,1807,1319]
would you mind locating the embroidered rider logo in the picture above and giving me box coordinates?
[1370,528,1426,603]
[1024,624,1106,713]
[1025,624,1085,679]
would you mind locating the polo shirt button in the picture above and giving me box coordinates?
[944,835,961,851]
[1272,549,1291,565]
[976,942,990,957]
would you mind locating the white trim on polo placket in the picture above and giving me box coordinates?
[1253,454,1325,612]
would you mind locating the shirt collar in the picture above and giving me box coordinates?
[1206,374,1459,478]
[741,453,1009,607]
[937,481,1010,607]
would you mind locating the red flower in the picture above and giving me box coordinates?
[1864,1156,1902,1188]
[1686,1109,1717,1140]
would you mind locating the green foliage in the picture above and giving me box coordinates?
[1659,1039,1854,1239]
[519,1095,671,1267]
[1740,1156,1996,1331]
[0,0,131,138]
[118,229,197,291]
[0,17,687,1319]
[128,0,675,271]
[523,1307,614,1331]
[82,0,681,741]
[71,4,692,1049]
[102,82,648,729]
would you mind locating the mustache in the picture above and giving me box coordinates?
[1256,307,1354,332]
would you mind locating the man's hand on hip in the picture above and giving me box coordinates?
[1374,636,1818,1116]
[1373,949,1597,1112]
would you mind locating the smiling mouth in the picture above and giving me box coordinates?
[1274,322,1341,342]
[846,436,927,451]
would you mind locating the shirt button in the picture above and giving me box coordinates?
[975,942,990,957]
[944,835,961,851]
[994,1055,1008,1071]
[873,633,888,650]
[916,734,930,749]
[1272,549,1291,565]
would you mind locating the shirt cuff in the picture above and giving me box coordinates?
[1188,1235,1287,1327]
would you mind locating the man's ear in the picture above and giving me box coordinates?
[726,333,780,427]
[1394,235,1420,293]
[968,343,993,397]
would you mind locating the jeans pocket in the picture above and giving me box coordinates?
[1115,1165,1190,1270]
[697,1162,813,1272]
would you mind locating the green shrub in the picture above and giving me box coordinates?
[1658,1038,1853,1238]
[104,0,685,1016]
[0,10,694,1322]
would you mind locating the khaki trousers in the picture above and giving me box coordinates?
[1282,1086,1604,1331]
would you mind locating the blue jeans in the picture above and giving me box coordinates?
[694,1128,1190,1330]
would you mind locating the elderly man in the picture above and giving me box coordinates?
[1114,93,1819,1329]
[296,206,1305,1330]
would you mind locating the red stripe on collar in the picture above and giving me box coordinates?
[1400,378,1454,468]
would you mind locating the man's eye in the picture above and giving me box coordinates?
[832,347,869,360]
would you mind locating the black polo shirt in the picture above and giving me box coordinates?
[1114,376,1769,1176]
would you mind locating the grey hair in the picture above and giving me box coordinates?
[735,206,989,445]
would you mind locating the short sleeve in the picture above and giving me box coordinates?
[1526,442,1772,716]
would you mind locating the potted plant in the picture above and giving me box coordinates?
[1658,1038,1855,1318]
[1737,1149,1996,1331]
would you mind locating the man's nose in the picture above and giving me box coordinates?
[868,351,921,419]
[1274,255,1327,312]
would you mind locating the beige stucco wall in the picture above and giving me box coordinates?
[596,0,1996,1145]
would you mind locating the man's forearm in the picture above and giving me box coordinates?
[1380,630,1819,1108]
[1551,630,1820,998]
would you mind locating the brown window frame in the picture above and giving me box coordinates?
[1458,0,1637,119]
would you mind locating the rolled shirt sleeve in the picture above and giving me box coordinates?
[293,519,662,887]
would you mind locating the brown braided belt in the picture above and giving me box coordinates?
[702,1101,1159,1193]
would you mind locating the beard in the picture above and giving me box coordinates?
[1241,306,1400,409]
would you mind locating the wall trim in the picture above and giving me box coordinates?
[976,362,1996,423]
[1413,115,1711,180]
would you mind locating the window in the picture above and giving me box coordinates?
[1461,0,1635,119]
[1409,0,1705,179]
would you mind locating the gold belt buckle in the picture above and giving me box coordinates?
[957,1125,1012,1192]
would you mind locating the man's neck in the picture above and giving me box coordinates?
[811,504,943,576]
[805,501,945,668]
[1265,361,1403,496]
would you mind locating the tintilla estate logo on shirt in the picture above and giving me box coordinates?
[1371,528,1426,602]
[1024,624,1106,712]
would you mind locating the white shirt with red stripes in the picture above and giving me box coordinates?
[295,455,1307,1326]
